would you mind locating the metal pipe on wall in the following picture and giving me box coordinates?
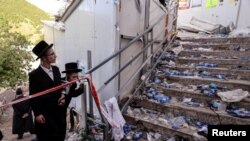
[142,0,150,73]
[87,50,94,118]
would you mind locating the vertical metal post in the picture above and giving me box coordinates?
[77,59,87,131]
[174,0,179,35]
[150,29,154,66]
[118,36,122,91]
[82,84,88,131]
[142,0,150,73]
[87,50,94,118]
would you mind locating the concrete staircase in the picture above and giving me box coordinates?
[122,37,250,141]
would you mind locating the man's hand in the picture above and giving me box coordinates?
[58,94,65,106]
[36,114,45,123]
[22,113,29,118]
[75,80,84,90]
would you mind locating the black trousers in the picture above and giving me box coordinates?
[0,130,3,140]
[70,107,77,130]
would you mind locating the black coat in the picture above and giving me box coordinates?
[0,130,3,140]
[62,80,84,132]
[29,66,64,140]
[12,96,34,135]
[64,83,83,108]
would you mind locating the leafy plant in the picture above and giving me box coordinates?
[0,18,33,88]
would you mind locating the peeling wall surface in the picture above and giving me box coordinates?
[177,0,249,29]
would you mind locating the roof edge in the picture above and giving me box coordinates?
[56,0,83,22]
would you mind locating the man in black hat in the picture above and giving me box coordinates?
[29,40,65,141]
[12,87,34,140]
[61,62,84,132]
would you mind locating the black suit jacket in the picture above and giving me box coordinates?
[29,65,64,138]
[65,83,84,108]
[12,96,34,134]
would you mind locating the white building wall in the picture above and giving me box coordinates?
[178,0,240,27]
[118,0,167,97]
[149,1,166,41]
[46,0,118,103]
[119,0,144,36]
[43,23,65,69]
[237,0,250,29]
[120,0,166,40]
[92,0,118,102]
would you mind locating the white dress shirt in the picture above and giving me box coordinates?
[40,65,54,81]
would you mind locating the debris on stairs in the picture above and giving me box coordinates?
[122,36,250,141]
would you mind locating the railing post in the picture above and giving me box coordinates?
[150,29,154,67]
[87,50,94,118]
[142,0,150,74]
[118,36,122,91]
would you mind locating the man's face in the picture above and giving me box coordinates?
[45,48,57,64]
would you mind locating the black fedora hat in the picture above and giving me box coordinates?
[32,40,53,60]
[62,62,82,73]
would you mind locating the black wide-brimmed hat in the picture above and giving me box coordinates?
[62,62,82,73]
[32,40,53,60]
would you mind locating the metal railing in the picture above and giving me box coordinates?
[84,1,179,140]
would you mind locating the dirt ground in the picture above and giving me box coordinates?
[0,89,36,141]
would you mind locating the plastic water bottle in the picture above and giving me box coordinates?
[77,60,85,77]
[132,131,143,140]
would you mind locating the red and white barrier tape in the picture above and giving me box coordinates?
[0,77,119,128]
[0,78,83,108]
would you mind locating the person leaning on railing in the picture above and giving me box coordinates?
[61,62,83,132]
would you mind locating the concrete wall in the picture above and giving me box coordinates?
[118,0,168,98]
[237,0,250,29]
[120,0,166,40]
[178,0,241,27]
[43,22,65,69]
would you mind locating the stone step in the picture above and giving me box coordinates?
[131,96,250,125]
[151,84,250,109]
[181,43,250,50]
[124,114,196,141]
[179,37,250,44]
[157,75,250,91]
[177,58,250,69]
[158,65,250,80]
[122,36,250,141]
[179,50,250,58]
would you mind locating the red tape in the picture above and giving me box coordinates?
[0,76,118,128]
[0,78,82,108]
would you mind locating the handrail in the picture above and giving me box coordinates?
[86,4,177,75]
[84,2,179,139]
[116,13,177,96]
[121,32,176,112]
[97,14,177,93]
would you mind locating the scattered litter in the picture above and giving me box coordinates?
[180,97,204,107]
[209,100,226,111]
[132,131,144,140]
[217,89,249,102]
[196,62,217,68]
[193,47,213,51]
[226,105,250,118]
